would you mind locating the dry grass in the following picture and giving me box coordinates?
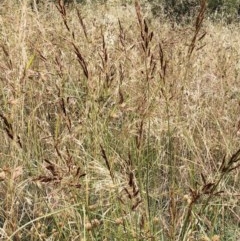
[0,0,239,240]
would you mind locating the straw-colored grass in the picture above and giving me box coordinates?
[0,0,239,240]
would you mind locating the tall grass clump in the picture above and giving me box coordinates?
[0,0,239,240]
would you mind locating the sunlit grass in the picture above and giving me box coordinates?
[0,0,239,240]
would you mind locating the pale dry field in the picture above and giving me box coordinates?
[0,1,239,240]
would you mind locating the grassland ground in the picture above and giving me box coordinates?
[0,0,239,240]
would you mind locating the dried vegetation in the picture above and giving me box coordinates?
[0,0,239,240]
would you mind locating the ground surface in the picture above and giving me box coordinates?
[0,1,239,240]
